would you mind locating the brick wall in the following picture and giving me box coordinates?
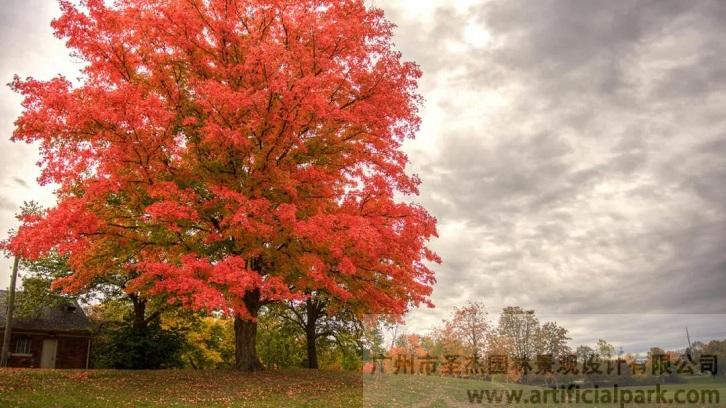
[0,330,90,369]
[56,335,90,369]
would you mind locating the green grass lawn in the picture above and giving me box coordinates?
[0,369,362,408]
[1,369,725,407]
[365,375,726,407]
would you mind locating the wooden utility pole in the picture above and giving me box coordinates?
[0,257,20,367]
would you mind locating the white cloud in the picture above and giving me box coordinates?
[0,0,77,283]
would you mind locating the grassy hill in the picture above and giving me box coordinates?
[0,368,724,407]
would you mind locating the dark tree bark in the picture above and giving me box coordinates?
[280,296,327,369]
[301,298,329,369]
[234,289,264,371]
[305,298,321,369]
[131,295,147,331]
[129,294,163,331]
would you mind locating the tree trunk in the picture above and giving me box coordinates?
[234,289,263,371]
[131,297,147,331]
[305,321,318,369]
[305,298,319,369]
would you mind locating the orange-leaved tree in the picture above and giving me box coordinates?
[4,0,439,371]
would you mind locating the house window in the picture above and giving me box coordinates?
[14,337,31,354]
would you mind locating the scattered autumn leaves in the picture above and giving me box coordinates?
[0,368,363,407]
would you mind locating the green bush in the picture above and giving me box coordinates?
[92,320,185,369]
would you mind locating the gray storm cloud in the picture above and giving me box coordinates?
[381,0,726,330]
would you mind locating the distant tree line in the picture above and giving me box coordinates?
[382,302,725,386]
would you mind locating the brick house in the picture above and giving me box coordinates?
[0,290,92,369]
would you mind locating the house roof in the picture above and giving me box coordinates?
[0,290,93,333]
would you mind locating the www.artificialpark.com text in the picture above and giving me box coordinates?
[466,384,721,406]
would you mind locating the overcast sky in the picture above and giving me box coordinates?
[1,0,725,353]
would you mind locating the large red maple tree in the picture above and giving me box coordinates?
[5,0,439,370]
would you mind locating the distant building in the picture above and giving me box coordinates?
[0,290,92,369]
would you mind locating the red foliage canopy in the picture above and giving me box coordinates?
[5,0,439,319]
